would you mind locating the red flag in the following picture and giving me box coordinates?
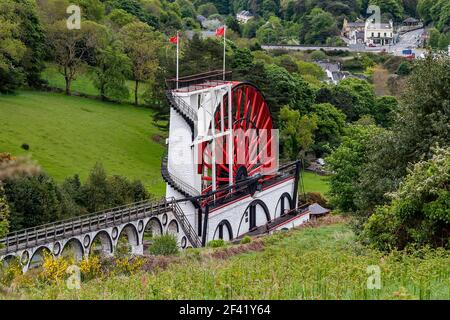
[215,26,225,37]
[169,35,178,44]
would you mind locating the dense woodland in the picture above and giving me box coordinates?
[0,0,449,253]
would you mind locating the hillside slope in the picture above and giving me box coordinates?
[12,221,450,300]
[0,91,166,195]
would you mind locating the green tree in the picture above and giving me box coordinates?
[92,42,131,101]
[47,20,108,95]
[279,106,318,160]
[342,54,450,230]
[3,174,62,231]
[81,163,111,212]
[197,3,218,17]
[310,103,347,156]
[263,64,315,116]
[107,9,138,29]
[363,147,450,250]
[74,0,105,22]
[326,124,382,213]
[368,0,404,21]
[300,8,339,45]
[256,15,284,44]
[120,22,161,105]
[428,28,441,49]
[373,96,398,127]
[0,185,9,238]
[0,1,27,93]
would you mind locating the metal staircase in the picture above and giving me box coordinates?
[166,91,197,131]
[161,153,200,199]
[172,201,202,248]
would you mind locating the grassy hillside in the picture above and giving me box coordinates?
[0,91,166,195]
[11,222,449,300]
[0,90,330,198]
[42,64,148,104]
[302,171,329,195]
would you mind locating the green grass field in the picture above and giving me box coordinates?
[0,90,330,198]
[302,171,330,195]
[41,64,148,104]
[0,91,166,196]
[12,223,449,300]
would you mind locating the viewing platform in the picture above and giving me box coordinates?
[166,70,234,93]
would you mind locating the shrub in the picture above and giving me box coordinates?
[0,258,22,287]
[114,256,144,275]
[303,192,329,208]
[310,50,327,61]
[240,236,252,245]
[41,253,71,283]
[149,234,179,256]
[396,61,412,76]
[79,256,102,281]
[207,239,226,248]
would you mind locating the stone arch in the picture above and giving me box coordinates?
[167,219,179,235]
[213,220,233,241]
[237,199,270,236]
[274,192,293,218]
[29,246,52,269]
[116,224,139,253]
[1,254,18,268]
[90,231,113,256]
[61,238,84,262]
[144,217,163,238]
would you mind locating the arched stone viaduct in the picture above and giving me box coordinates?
[0,198,200,272]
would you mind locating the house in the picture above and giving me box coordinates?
[314,61,347,85]
[364,20,394,46]
[341,19,365,44]
[196,15,206,24]
[236,10,254,24]
[201,18,222,30]
[403,17,420,27]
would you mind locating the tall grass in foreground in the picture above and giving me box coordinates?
[5,224,450,300]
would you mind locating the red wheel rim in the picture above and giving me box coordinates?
[199,83,275,195]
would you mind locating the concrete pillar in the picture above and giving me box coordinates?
[131,244,144,255]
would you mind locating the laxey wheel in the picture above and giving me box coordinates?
[199,83,276,199]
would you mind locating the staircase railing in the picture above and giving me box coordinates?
[166,91,197,126]
[161,153,200,198]
[0,198,171,254]
[171,201,202,248]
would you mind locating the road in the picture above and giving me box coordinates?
[262,28,426,57]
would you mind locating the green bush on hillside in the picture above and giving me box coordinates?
[149,234,179,256]
[207,239,226,248]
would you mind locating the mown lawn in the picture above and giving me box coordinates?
[12,223,450,300]
[0,90,166,196]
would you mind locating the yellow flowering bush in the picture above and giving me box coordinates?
[41,253,71,283]
[115,256,144,275]
[79,256,102,281]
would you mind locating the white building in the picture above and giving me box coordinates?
[364,20,394,46]
[236,10,254,24]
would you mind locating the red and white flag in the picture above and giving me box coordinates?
[215,26,225,37]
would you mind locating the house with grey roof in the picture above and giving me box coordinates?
[236,10,254,24]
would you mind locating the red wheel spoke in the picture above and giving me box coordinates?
[201,83,274,195]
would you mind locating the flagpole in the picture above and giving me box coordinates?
[176,31,179,90]
[223,26,226,80]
